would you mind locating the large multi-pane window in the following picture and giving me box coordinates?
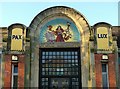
[40,48,81,89]
[102,64,109,89]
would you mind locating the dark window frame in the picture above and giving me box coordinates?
[12,63,18,89]
[102,63,109,89]
[39,48,81,89]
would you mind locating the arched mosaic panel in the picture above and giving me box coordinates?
[29,6,91,87]
[39,18,80,43]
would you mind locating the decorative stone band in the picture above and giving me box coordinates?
[5,50,25,54]
[91,48,115,53]
[97,50,113,54]
[40,42,81,48]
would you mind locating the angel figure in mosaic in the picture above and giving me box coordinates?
[45,25,56,42]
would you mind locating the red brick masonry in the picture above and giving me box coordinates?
[4,54,25,88]
[108,54,116,87]
[95,54,102,88]
[95,53,116,88]
[18,55,25,88]
[4,54,12,88]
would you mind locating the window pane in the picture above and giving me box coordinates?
[42,52,45,55]
[42,60,45,63]
[102,64,107,72]
[64,56,67,59]
[49,56,52,59]
[56,52,60,55]
[64,52,67,55]
[75,52,78,55]
[53,52,56,55]
[60,52,63,55]
[42,56,45,59]
[46,56,48,59]
[102,74,108,87]
[46,52,48,55]
[72,56,74,59]
[102,64,108,88]
[75,56,78,59]
[49,52,52,55]
[14,65,18,73]
[68,52,71,55]
[72,52,74,55]
[13,76,18,88]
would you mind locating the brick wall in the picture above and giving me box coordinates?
[4,54,12,88]
[108,54,116,87]
[4,54,25,88]
[95,53,117,88]
[18,55,25,88]
[95,54,102,88]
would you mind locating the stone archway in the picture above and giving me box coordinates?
[29,6,91,87]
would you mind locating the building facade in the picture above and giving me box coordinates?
[0,6,120,88]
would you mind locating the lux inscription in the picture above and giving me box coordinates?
[98,34,107,38]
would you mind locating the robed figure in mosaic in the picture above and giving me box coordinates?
[55,25,65,42]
